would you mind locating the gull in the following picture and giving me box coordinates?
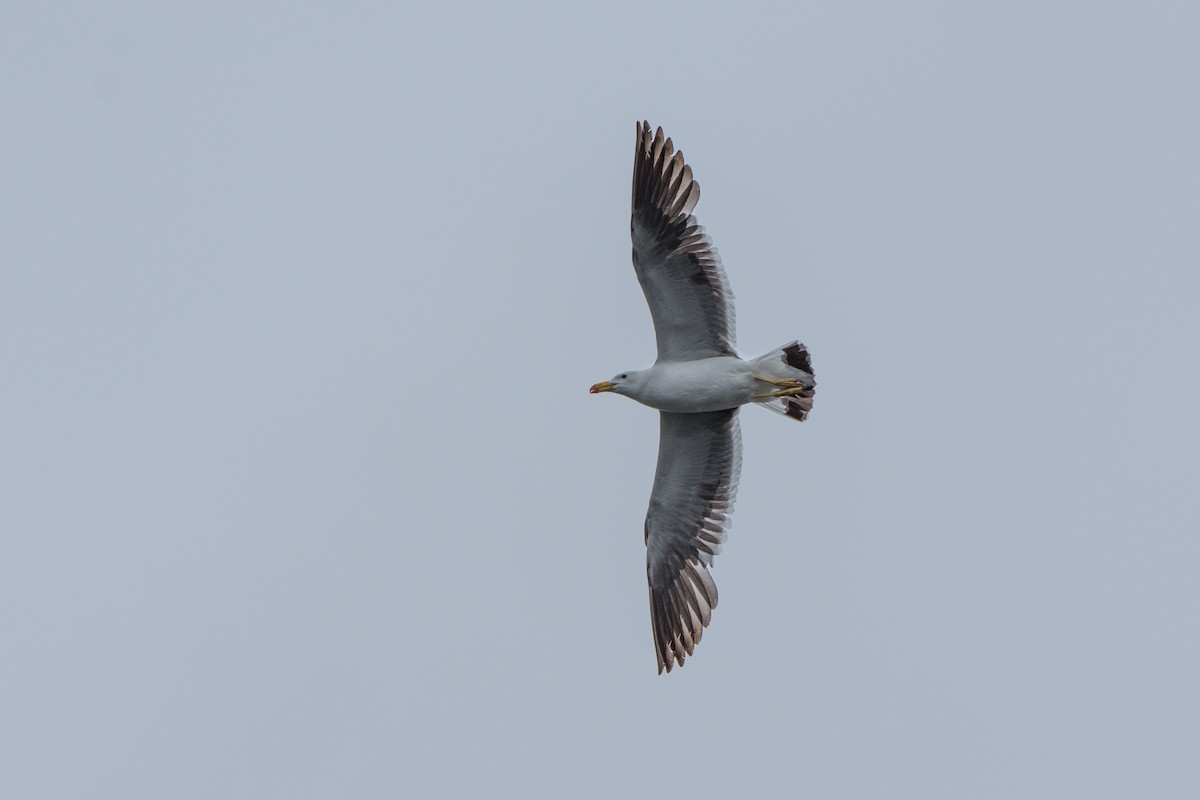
[590,121,816,673]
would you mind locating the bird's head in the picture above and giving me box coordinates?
[589,370,642,397]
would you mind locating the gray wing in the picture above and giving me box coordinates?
[631,121,737,363]
[645,409,742,673]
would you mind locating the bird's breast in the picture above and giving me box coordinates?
[633,358,754,413]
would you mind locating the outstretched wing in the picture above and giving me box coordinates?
[631,121,737,363]
[645,410,742,673]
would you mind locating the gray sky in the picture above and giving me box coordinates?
[3,2,1199,798]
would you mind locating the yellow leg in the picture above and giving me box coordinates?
[752,373,804,388]
[753,385,811,399]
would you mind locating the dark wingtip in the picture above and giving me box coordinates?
[782,341,814,376]
[784,390,815,422]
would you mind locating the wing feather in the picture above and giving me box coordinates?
[631,121,737,363]
[644,409,742,673]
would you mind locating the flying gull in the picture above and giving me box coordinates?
[590,121,816,673]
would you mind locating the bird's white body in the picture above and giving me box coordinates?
[631,358,755,412]
[617,354,812,413]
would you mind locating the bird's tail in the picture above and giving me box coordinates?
[751,341,815,422]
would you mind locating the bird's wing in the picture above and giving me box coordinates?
[645,409,742,673]
[631,121,737,363]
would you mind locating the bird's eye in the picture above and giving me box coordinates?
[619,374,627,379]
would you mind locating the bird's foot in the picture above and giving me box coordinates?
[754,385,812,399]
[753,374,804,388]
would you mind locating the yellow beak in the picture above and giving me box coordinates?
[589,381,615,394]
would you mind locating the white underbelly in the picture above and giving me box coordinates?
[637,358,755,413]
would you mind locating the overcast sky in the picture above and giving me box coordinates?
[3,3,1199,798]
